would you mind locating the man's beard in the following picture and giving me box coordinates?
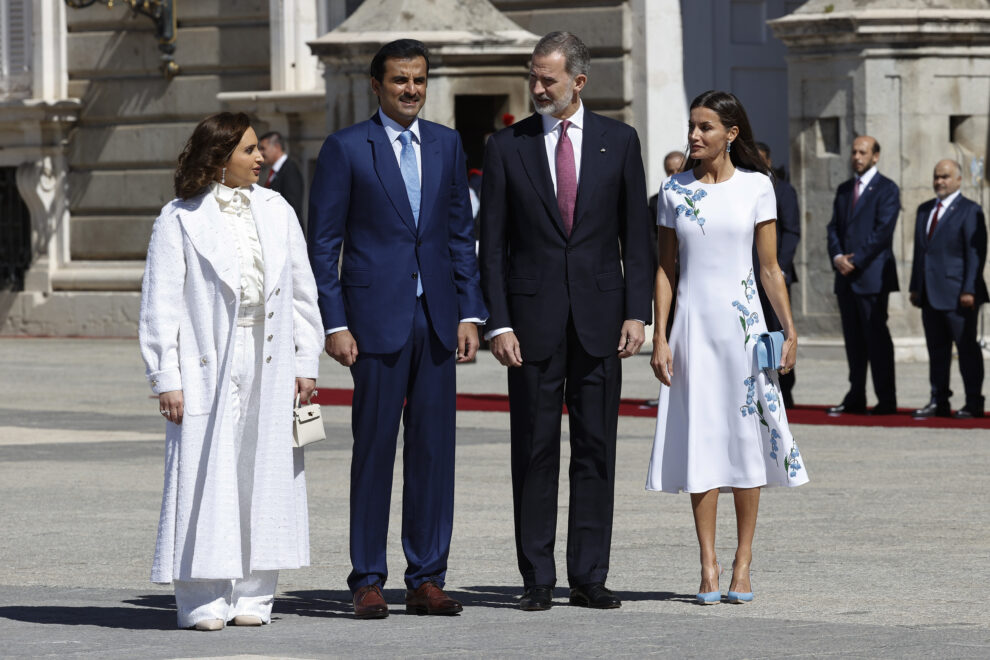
[531,80,574,116]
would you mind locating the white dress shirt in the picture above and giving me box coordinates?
[212,182,264,307]
[543,101,584,193]
[927,189,960,236]
[271,152,288,174]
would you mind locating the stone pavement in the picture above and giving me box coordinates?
[0,338,988,658]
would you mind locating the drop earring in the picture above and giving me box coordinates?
[221,167,226,184]
[726,141,732,153]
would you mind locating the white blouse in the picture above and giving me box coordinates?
[212,182,265,306]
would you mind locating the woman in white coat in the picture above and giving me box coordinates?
[139,112,324,631]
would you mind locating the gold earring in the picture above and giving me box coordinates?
[221,167,226,184]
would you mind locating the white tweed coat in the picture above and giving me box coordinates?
[138,185,324,584]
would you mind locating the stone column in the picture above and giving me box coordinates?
[770,1,990,354]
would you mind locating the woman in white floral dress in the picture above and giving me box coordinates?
[647,90,808,605]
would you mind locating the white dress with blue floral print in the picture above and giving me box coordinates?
[646,168,809,493]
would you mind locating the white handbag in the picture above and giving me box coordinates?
[292,393,325,448]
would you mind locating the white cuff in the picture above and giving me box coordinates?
[484,326,513,341]
[325,326,348,336]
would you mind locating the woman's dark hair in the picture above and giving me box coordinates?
[683,90,769,177]
[174,112,252,200]
[370,39,430,82]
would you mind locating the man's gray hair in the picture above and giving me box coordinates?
[533,31,590,78]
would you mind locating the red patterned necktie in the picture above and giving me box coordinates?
[555,119,577,236]
[264,168,275,187]
[927,200,942,241]
[851,177,861,209]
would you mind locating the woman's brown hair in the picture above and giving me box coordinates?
[174,112,252,200]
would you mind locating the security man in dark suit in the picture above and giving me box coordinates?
[259,131,305,225]
[909,159,988,419]
[825,135,901,415]
[479,32,653,612]
[753,142,800,407]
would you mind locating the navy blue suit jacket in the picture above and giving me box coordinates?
[479,111,653,362]
[307,113,487,354]
[826,173,901,294]
[909,194,988,311]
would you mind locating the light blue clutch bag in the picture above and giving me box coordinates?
[756,331,785,371]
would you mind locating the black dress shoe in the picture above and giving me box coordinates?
[953,407,984,419]
[912,401,951,418]
[569,583,621,609]
[826,402,866,415]
[519,585,553,611]
[869,402,898,416]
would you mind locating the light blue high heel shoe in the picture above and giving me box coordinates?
[696,561,722,605]
[726,561,754,604]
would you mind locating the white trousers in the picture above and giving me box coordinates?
[174,319,279,628]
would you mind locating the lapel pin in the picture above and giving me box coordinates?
[600,147,606,153]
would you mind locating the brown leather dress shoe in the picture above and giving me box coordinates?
[405,581,463,615]
[352,584,389,619]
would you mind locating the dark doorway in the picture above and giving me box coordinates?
[0,167,31,291]
[455,95,510,171]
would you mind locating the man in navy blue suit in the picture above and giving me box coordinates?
[479,32,653,612]
[909,159,988,419]
[308,39,487,619]
[754,142,800,407]
[826,135,901,415]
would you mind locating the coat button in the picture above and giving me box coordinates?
[268,312,274,319]
[411,273,417,280]
[266,356,272,363]
[275,288,280,295]
[417,240,423,247]
[267,334,273,341]
[201,357,208,364]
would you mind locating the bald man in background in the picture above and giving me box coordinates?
[909,159,988,419]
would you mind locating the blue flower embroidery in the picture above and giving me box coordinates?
[664,180,708,234]
[731,269,760,347]
[769,429,781,465]
[765,388,779,413]
[785,445,803,478]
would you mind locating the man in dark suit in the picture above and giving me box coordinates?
[258,131,305,223]
[753,142,800,407]
[479,32,653,612]
[909,159,988,419]
[308,39,487,619]
[826,135,901,415]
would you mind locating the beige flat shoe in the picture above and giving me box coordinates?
[193,618,224,631]
[231,615,264,626]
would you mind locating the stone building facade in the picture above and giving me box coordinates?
[1,0,987,348]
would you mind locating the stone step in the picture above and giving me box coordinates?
[70,216,154,261]
[68,25,269,78]
[69,169,173,215]
[71,74,270,124]
[50,261,144,292]
[68,122,198,169]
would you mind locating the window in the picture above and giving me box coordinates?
[0,0,33,98]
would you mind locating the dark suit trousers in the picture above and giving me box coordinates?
[507,317,620,589]
[347,297,456,592]
[922,303,985,408]
[836,290,897,406]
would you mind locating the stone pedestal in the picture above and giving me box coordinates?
[770,1,990,351]
[308,0,539,138]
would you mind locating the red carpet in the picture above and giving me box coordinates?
[310,389,990,430]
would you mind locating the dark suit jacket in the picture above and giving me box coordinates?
[753,176,801,289]
[826,172,901,294]
[269,157,305,222]
[479,111,653,362]
[308,113,487,354]
[909,194,988,311]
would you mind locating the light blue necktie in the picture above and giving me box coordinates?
[399,130,423,296]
